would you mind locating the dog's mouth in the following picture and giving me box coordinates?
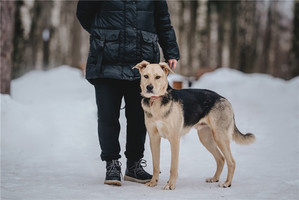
[146,89,154,94]
[145,92,154,98]
[142,90,155,98]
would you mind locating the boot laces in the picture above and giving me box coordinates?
[107,160,122,176]
[134,159,148,175]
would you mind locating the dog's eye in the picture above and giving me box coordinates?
[144,75,149,79]
[155,76,161,80]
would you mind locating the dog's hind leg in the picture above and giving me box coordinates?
[203,100,236,187]
[214,137,235,188]
[197,126,225,183]
[207,99,236,188]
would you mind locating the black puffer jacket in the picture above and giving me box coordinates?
[76,0,180,81]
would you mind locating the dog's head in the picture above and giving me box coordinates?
[133,61,174,98]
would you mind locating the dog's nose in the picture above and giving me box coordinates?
[146,84,154,91]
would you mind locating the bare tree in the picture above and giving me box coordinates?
[236,0,257,73]
[1,1,16,94]
[291,0,299,78]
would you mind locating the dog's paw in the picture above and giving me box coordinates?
[205,177,219,183]
[218,181,231,188]
[146,179,158,187]
[163,182,176,190]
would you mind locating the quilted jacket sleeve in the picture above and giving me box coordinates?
[76,1,101,34]
[154,0,180,61]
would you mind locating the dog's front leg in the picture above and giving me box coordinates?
[146,132,161,187]
[163,136,180,190]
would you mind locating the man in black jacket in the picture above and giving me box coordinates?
[76,0,180,186]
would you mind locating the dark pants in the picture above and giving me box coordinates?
[93,78,146,161]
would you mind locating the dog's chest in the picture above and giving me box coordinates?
[142,98,172,119]
[143,106,170,138]
[154,120,167,138]
[142,99,185,138]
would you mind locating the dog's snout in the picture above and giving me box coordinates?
[146,84,154,91]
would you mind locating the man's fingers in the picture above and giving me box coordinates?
[168,59,177,69]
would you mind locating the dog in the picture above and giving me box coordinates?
[133,61,255,190]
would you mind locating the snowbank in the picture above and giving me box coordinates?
[1,66,299,199]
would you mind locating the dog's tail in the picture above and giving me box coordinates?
[232,124,256,145]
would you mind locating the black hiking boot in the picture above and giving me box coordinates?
[124,159,152,184]
[104,160,122,186]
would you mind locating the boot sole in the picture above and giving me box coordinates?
[124,175,151,184]
[104,180,122,186]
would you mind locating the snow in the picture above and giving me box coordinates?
[1,66,299,200]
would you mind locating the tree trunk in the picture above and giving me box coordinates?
[1,1,16,94]
[198,0,209,68]
[291,0,299,78]
[237,1,257,73]
[207,1,218,68]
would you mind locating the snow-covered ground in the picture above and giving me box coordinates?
[1,66,299,200]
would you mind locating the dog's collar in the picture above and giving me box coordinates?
[150,96,162,106]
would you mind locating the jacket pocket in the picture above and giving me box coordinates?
[92,29,120,64]
[141,31,159,63]
[103,30,120,63]
[89,35,104,65]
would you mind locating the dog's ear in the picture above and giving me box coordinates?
[133,60,150,72]
[159,62,175,75]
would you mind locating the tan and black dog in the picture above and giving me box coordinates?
[133,61,255,190]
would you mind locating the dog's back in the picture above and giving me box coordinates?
[166,87,224,127]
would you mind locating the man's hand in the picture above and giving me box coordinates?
[168,59,178,69]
